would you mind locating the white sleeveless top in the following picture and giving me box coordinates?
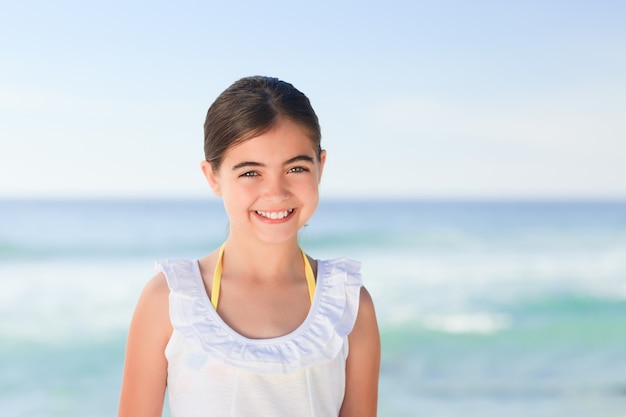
[156,258,362,417]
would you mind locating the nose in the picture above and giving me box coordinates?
[262,174,290,203]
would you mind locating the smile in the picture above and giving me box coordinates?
[255,209,295,220]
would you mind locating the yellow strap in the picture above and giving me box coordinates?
[210,245,316,310]
[302,250,316,304]
[210,244,225,310]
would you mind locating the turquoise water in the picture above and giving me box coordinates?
[1,199,625,416]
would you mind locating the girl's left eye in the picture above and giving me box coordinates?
[288,166,309,173]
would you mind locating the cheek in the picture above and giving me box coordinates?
[303,183,320,206]
[221,186,254,211]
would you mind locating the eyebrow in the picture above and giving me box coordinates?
[231,154,315,171]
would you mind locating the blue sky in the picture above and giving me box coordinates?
[1,1,625,199]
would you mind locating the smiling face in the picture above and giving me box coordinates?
[202,118,326,246]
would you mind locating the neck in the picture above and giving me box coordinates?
[220,236,304,282]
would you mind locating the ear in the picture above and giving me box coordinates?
[200,160,222,196]
[317,149,327,184]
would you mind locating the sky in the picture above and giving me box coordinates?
[1,0,625,200]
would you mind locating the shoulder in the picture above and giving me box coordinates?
[118,272,171,416]
[341,285,380,416]
[137,271,170,310]
[354,286,378,335]
[359,286,374,307]
[347,286,380,367]
[129,272,172,343]
[144,271,170,296]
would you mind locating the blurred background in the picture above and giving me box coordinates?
[1,1,625,416]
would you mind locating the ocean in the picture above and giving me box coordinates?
[1,198,625,416]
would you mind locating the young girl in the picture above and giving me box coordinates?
[118,76,380,417]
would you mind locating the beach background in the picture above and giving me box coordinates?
[2,1,626,416]
[1,198,625,417]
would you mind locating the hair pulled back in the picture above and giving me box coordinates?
[204,76,322,170]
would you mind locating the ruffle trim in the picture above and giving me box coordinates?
[156,257,362,374]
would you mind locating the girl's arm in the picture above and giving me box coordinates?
[118,273,172,417]
[340,287,381,417]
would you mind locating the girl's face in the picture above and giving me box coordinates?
[202,118,326,246]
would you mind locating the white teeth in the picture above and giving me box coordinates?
[256,209,294,219]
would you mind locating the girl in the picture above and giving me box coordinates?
[118,76,380,417]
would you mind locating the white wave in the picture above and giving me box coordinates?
[421,313,511,334]
[0,259,151,344]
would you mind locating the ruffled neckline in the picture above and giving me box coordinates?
[160,257,362,374]
[191,259,323,344]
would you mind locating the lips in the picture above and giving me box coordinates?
[255,209,295,220]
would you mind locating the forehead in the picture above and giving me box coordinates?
[224,119,318,162]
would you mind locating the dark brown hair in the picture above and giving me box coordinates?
[203,76,322,170]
